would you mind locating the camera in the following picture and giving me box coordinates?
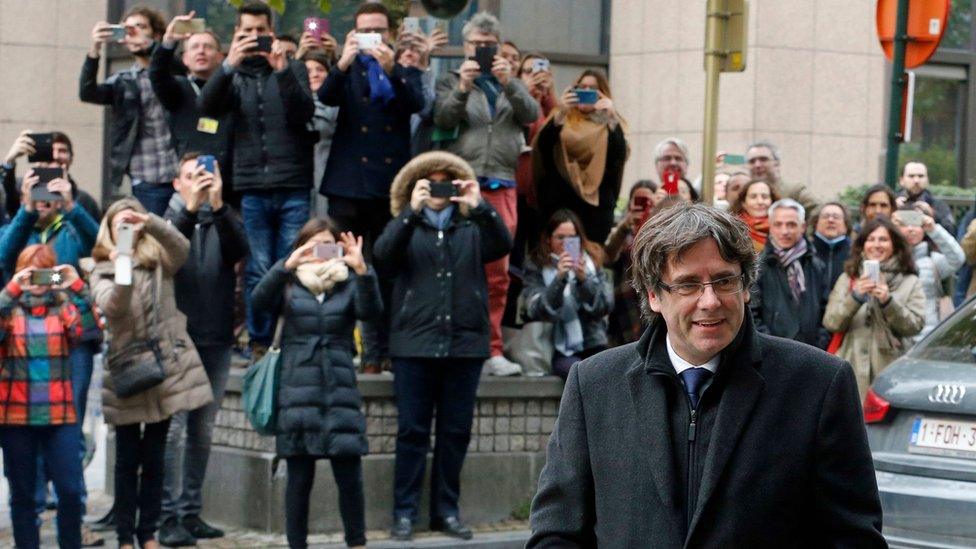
[429,181,459,198]
[31,269,60,286]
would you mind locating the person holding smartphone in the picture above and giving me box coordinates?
[433,11,538,377]
[80,6,181,217]
[521,210,612,379]
[90,199,213,549]
[251,218,380,549]
[199,1,315,362]
[157,154,249,545]
[533,69,628,244]
[374,151,512,541]
[823,217,925,399]
[0,245,95,549]
[891,206,965,341]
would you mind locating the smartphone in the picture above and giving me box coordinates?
[662,167,681,195]
[314,243,343,260]
[474,45,497,74]
[896,209,923,226]
[30,184,63,203]
[253,35,273,53]
[304,17,329,40]
[532,58,550,73]
[31,269,57,286]
[196,154,216,174]
[634,196,651,210]
[33,167,65,185]
[115,254,133,286]
[863,259,881,284]
[107,24,127,42]
[172,18,206,35]
[564,236,581,262]
[27,133,54,163]
[402,16,420,34]
[429,181,458,198]
[116,223,134,255]
[723,153,746,165]
[574,88,598,105]
[355,32,382,50]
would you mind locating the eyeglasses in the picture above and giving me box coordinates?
[819,212,844,220]
[466,40,498,48]
[659,274,745,297]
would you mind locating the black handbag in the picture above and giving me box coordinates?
[108,265,167,399]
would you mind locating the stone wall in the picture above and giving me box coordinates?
[197,372,564,534]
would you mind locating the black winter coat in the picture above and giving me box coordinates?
[149,43,235,202]
[374,202,512,359]
[751,242,830,349]
[812,234,851,293]
[534,119,628,243]
[317,57,425,200]
[164,195,249,347]
[251,260,383,458]
[198,57,315,193]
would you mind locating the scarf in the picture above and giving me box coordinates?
[423,205,455,229]
[771,238,807,302]
[474,75,501,117]
[38,214,65,244]
[357,54,395,105]
[554,115,610,207]
[864,257,909,351]
[295,258,349,296]
[541,254,596,356]
[738,212,769,252]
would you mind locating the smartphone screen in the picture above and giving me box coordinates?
[564,236,581,262]
[474,45,497,74]
[403,17,420,34]
[27,133,54,163]
[30,269,56,286]
[355,33,382,50]
[863,259,880,284]
[429,181,458,198]
[254,35,273,53]
[116,223,135,255]
[30,184,63,203]
[173,18,205,35]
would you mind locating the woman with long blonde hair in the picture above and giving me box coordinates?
[532,69,629,244]
[90,198,213,549]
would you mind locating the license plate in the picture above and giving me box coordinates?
[909,416,976,458]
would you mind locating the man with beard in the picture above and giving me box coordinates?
[80,6,180,216]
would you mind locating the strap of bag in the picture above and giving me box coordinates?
[270,284,290,350]
[149,264,161,337]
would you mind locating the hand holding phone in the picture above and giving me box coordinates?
[116,223,135,255]
[27,133,54,163]
[304,17,329,40]
[355,32,382,51]
[196,154,216,174]
[253,35,274,53]
[474,45,497,74]
[172,18,205,35]
[429,181,458,198]
[574,89,598,105]
[863,259,880,284]
[564,236,581,263]
[314,243,343,261]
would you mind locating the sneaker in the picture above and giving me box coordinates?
[485,355,522,376]
[182,515,224,539]
[158,516,196,547]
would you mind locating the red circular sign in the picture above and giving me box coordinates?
[877,0,951,69]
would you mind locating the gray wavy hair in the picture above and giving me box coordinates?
[653,137,690,165]
[768,198,805,221]
[630,203,758,321]
[462,11,501,41]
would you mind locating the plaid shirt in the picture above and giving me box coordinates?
[128,67,178,184]
[0,279,89,426]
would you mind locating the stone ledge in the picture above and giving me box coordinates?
[224,368,565,398]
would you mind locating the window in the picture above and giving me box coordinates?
[899,67,967,187]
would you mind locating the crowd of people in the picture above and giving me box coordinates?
[2,1,976,548]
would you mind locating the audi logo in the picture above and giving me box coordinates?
[928,384,967,405]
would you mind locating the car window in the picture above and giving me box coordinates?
[911,298,976,363]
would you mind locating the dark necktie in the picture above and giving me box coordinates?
[680,367,713,409]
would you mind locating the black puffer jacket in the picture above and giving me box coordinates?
[751,240,830,349]
[198,57,315,193]
[252,260,382,458]
[374,152,512,359]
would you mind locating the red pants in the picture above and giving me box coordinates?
[482,187,517,357]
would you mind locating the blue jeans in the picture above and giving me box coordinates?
[33,342,95,514]
[131,182,175,217]
[392,357,483,524]
[1,424,84,549]
[242,189,310,345]
[162,344,232,519]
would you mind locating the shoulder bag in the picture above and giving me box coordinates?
[243,286,289,435]
[108,265,167,399]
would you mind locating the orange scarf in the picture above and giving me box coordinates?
[738,212,769,253]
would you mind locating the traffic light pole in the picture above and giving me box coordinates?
[701,0,724,205]
[884,0,911,188]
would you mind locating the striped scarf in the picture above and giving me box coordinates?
[772,238,808,301]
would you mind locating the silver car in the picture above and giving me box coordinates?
[867,297,976,548]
